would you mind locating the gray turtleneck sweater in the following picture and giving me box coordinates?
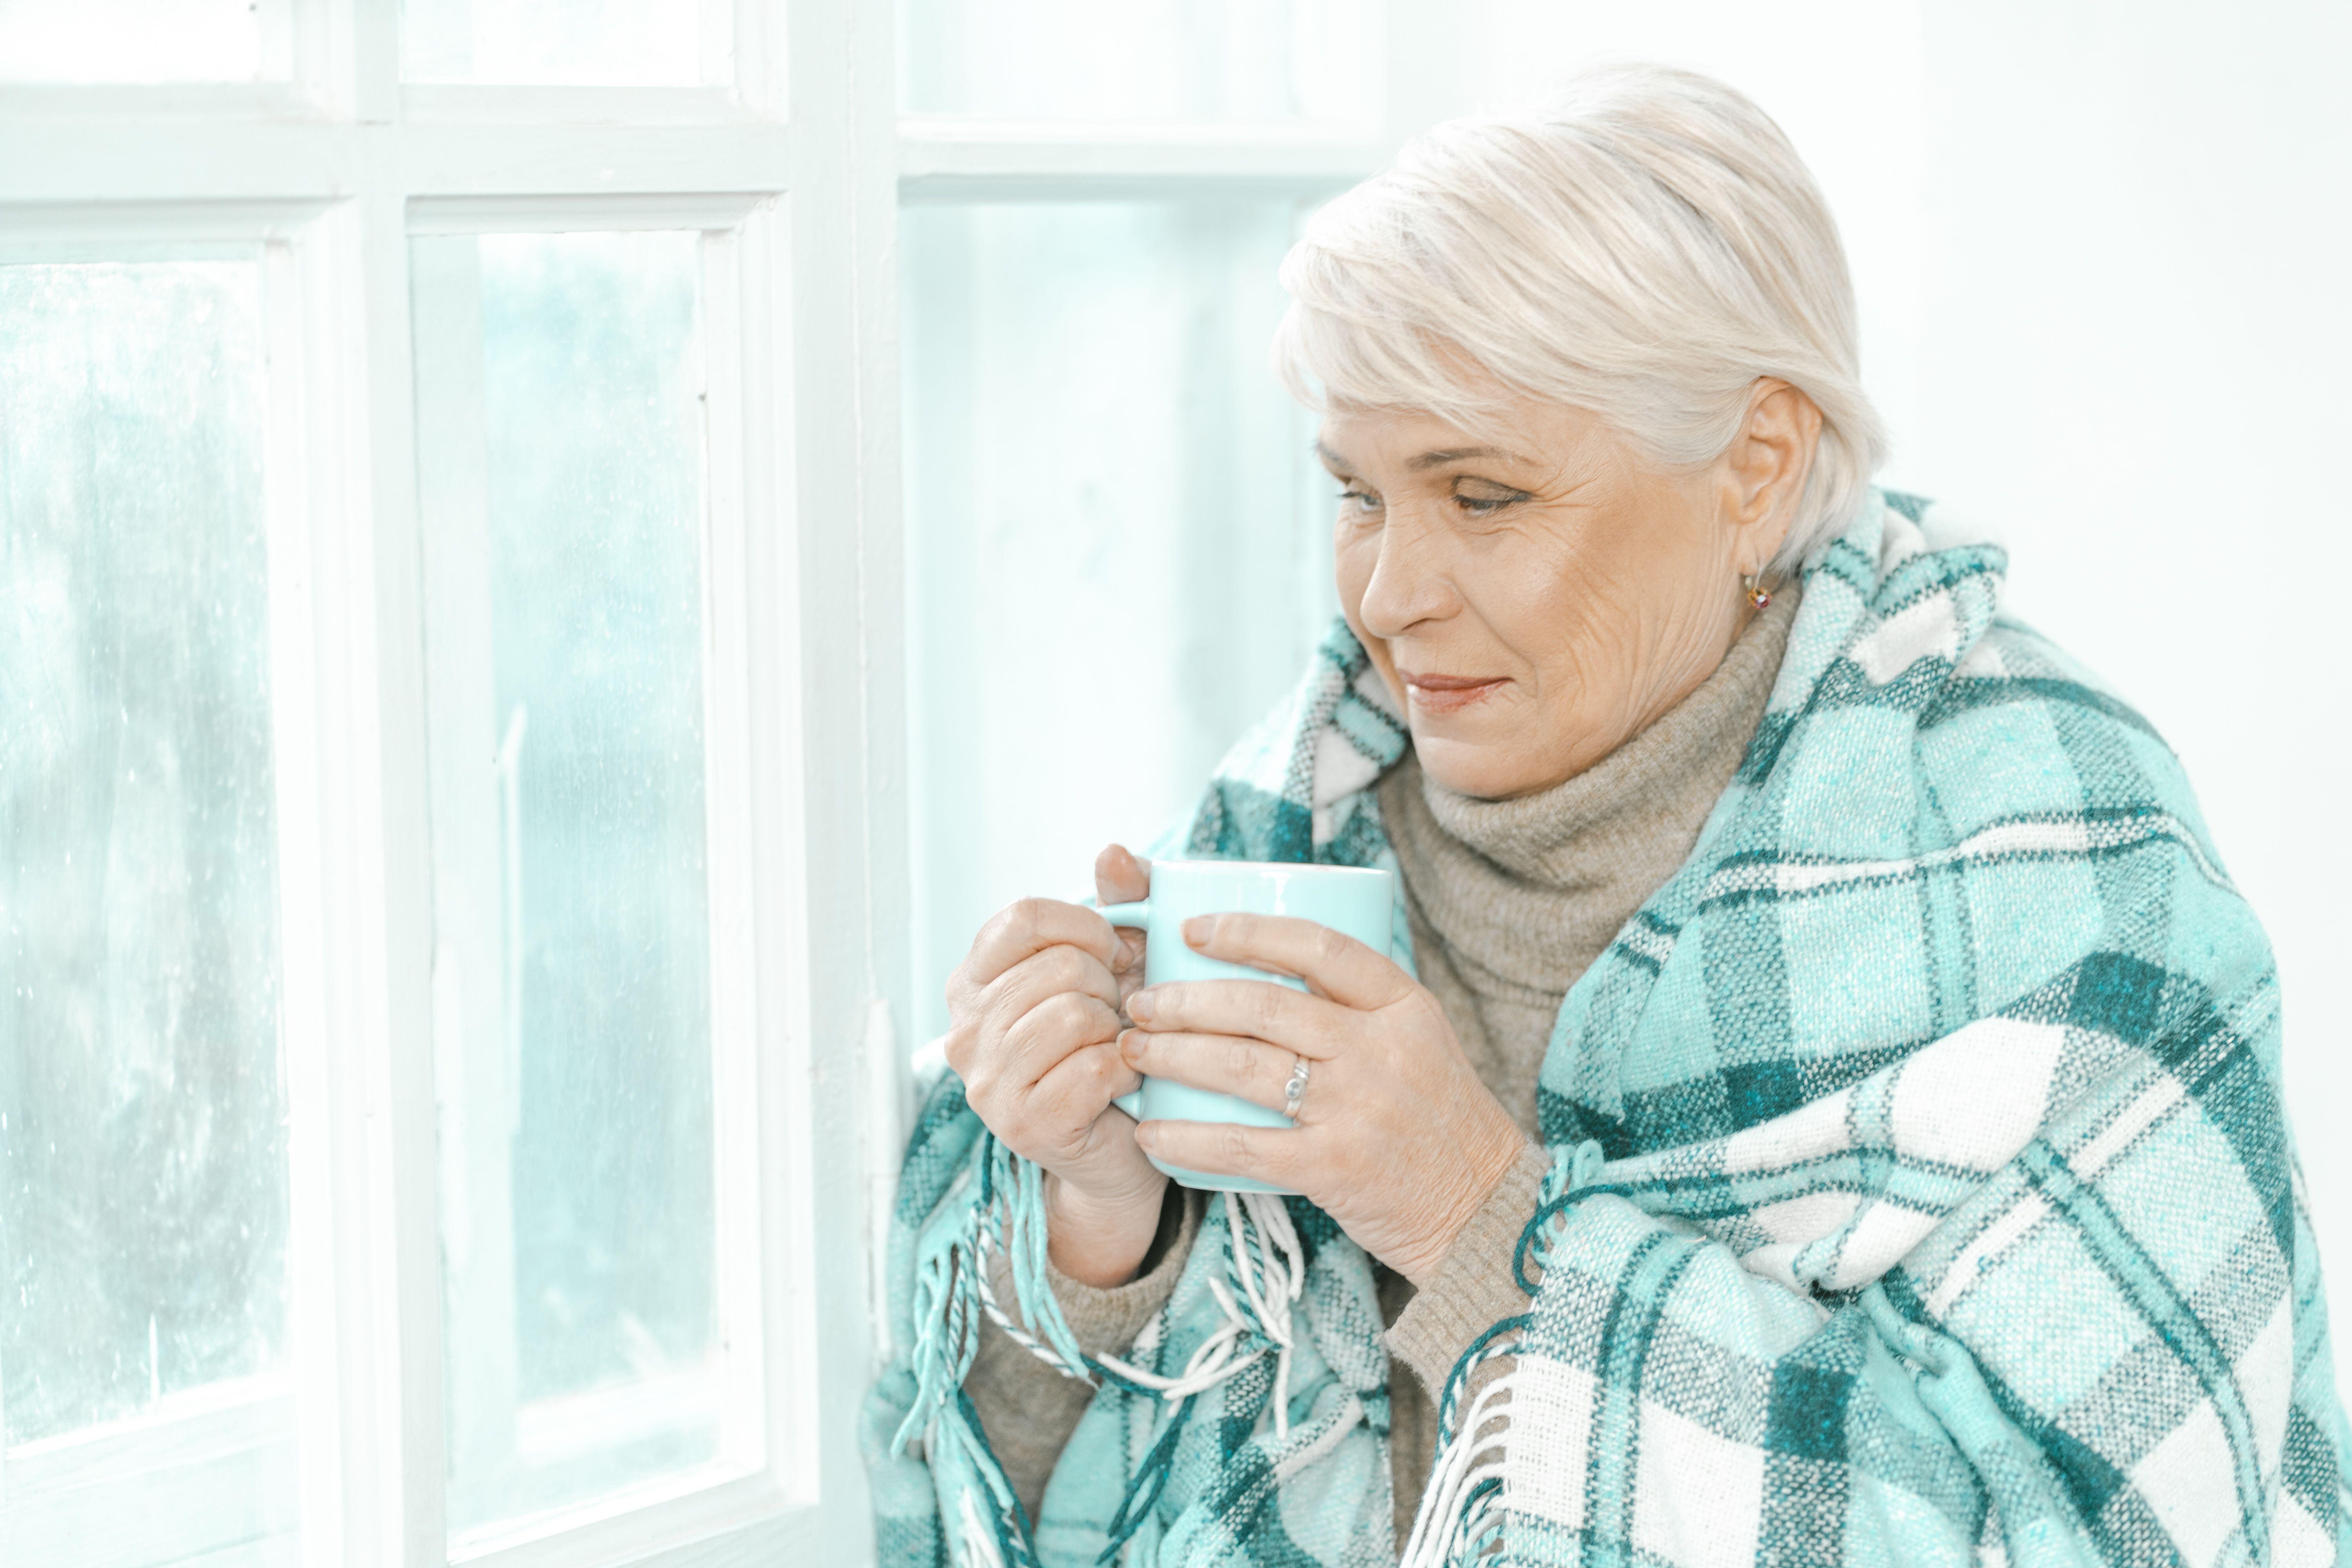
[962,592,1797,1542]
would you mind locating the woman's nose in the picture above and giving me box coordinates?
[1354,508,1456,639]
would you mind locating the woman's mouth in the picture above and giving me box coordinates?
[1401,672,1507,715]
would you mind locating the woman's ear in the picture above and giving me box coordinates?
[1722,379,1821,572]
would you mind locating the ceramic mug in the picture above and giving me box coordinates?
[1101,858,1396,1195]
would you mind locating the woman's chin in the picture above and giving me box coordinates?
[1410,730,1566,803]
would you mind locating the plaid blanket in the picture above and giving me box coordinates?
[862,492,2352,1566]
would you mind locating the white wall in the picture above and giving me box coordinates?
[1453,0,2352,1342]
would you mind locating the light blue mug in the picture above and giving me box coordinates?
[1102,858,1396,1195]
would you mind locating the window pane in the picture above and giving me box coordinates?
[0,259,297,1546]
[899,0,1365,122]
[411,230,728,1537]
[900,202,1335,1044]
[402,0,711,85]
[0,0,287,82]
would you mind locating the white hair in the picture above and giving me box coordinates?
[1272,62,1885,569]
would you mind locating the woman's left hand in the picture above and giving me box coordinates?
[1119,913,1530,1285]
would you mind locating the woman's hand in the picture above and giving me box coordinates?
[1118,914,1528,1285]
[944,845,1166,1288]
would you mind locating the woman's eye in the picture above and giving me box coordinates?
[1452,486,1525,519]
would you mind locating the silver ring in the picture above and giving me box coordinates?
[1282,1054,1310,1120]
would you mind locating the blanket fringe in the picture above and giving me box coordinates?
[1397,1340,1520,1568]
[893,1162,982,1459]
[1400,1141,1609,1566]
[909,1140,1316,1562]
[957,1480,1011,1568]
[971,1203,1094,1386]
[977,1186,1306,1429]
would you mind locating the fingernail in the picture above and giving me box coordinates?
[1133,1124,1158,1151]
[1183,915,1213,947]
[1127,989,1157,1023]
[1118,1029,1143,1062]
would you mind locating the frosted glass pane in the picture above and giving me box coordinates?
[900,0,1365,121]
[901,203,1335,1043]
[0,263,287,1446]
[403,0,709,84]
[0,0,285,82]
[412,231,723,1536]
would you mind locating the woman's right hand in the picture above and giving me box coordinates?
[945,844,1168,1287]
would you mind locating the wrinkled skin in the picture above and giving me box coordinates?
[946,381,1817,1287]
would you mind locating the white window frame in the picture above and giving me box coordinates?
[0,2,1453,1563]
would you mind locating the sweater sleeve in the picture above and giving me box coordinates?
[964,1192,1201,1524]
[1385,1140,1552,1397]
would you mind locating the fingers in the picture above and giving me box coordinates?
[997,988,1123,1091]
[1035,1037,1143,1119]
[979,941,1119,1037]
[1125,976,1345,1060]
[984,1038,1132,1167]
[1094,843,1151,906]
[1177,912,1410,1011]
[1118,1029,1301,1119]
[946,942,1118,1083]
[958,898,1118,997]
[1136,1117,1301,1191]
[1094,844,1151,981]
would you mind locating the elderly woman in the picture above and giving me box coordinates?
[864,64,2350,1568]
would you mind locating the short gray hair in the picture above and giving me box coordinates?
[1272,62,1885,568]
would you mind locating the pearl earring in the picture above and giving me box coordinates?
[1743,573,1772,610]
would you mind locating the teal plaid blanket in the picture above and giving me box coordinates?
[862,492,2352,1566]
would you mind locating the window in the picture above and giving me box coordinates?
[0,0,293,83]
[900,198,1338,1043]
[0,1,1425,1560]
[1,250,303,1566]
[411,226,749,1539]
[0,6,845,1564]
[896,1,1409,1047]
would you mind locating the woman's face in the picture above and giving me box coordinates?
[1320,387,1809,800]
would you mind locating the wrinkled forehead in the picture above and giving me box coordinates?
[1312,398,1622,478]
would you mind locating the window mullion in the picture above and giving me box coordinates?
[407,230,523,1530]
[696,221,773,1479]
[895,118,1386,191]
[771,0,906,1561]
[343,171,456,1568]
[264,222,355,1568]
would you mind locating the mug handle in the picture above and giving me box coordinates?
[1097,902,1149,1118]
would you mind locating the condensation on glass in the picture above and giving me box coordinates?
[410,230,726,1536]
[899,0,1367,122]
[0,0,292,82]
[899,202,1338,1044]
[401,0,720,85]
[0,257,295,1512]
